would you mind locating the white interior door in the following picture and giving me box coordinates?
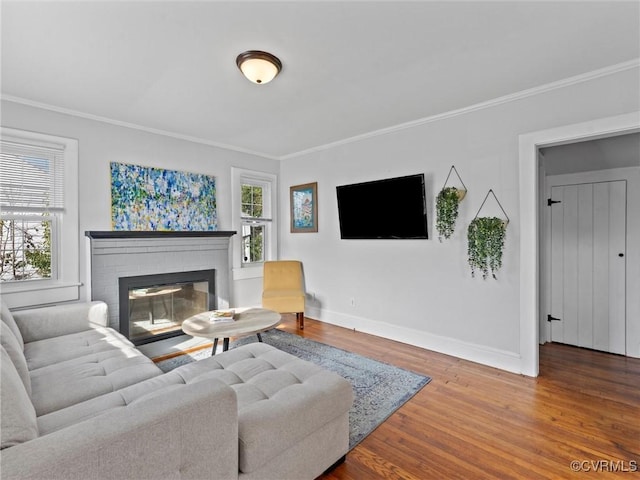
[549,180,626,354]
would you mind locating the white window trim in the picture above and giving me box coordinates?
[231,167,277,280]
[1,127,80,308]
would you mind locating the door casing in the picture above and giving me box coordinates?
[518,111,639,377]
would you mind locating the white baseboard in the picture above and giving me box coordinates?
[306,306,524,375]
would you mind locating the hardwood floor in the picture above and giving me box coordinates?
[275,315,639,479]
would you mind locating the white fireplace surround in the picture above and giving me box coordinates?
[85,231,235,333]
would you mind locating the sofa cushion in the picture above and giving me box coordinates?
[29,347,162,416]
[10,301,109,344]
[37,370,188,435]
[0,321,31,396]
[1,346,38,449]
[23,326,135,370]
[170,343,353,474]
[234,349,353,473]
[1,301,23,349]
[37,368,226,436]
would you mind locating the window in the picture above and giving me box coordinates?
[0,128,79,308]
[1,214,54,281]
[241,183,267,264]
[231,168,277,279]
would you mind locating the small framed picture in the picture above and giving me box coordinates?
[290,182,318,233]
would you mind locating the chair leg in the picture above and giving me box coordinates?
[296,312,304,330]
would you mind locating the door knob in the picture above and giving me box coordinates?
[618,253,624,257]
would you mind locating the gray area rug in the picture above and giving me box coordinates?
[156,329,431,450]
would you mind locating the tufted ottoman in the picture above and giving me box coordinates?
[169,342,354,480]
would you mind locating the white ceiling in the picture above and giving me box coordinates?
[2,1,639,160]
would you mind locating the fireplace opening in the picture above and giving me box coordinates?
[119,269,215,345]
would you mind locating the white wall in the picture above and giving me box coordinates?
[0,100,280,306]
[279,66,640,374]
[3,66,638,375]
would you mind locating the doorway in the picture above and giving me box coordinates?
[518,112,640,377]
[539,134,638,357]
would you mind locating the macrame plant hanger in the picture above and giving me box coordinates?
[473,189,510,225]
[441,165,468,199]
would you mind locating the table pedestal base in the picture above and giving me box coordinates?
[212,333,263,355]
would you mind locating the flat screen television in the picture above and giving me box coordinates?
[336,173,428,239]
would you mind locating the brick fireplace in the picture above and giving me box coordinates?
[85,231,235,343]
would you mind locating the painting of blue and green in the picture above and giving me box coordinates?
[111,162,217,231]
[292,187,314,229]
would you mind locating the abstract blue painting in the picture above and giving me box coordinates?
[110,162,217,231]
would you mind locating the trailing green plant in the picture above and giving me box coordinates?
[467,217,506,279]
[435,187,463,241]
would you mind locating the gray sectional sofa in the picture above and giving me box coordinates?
[0,300,353,480]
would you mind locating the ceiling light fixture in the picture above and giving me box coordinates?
[236,50,282,85]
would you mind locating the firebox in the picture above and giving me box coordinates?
[118,269,215,345]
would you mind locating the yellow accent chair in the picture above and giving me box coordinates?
[262,260,305,330]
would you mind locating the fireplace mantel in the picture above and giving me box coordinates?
[85,230,236,239]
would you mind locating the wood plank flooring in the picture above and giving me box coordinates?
[273,315,639,480]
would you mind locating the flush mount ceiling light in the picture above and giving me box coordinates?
[236,50,282,84]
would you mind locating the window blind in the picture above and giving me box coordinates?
[0,139,65,212]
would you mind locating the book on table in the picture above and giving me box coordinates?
[209,310,236,323]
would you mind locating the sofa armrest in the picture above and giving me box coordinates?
[0,378,239,480]
[12,301,108,343]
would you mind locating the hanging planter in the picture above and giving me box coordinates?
[436,187,465,241]
[467,189,509,280]
[435,166,467,241]
[467,217,507,279]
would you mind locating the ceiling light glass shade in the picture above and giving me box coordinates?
[236,51,282,84]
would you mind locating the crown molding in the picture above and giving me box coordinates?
[281,59,640,160]
[0,94,280,161]
[3,59,638,162]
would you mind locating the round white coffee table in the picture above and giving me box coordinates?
[182,307,281,355]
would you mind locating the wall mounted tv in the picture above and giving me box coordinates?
[336,173,428,239]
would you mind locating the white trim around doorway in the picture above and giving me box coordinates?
[518,111,640,377]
